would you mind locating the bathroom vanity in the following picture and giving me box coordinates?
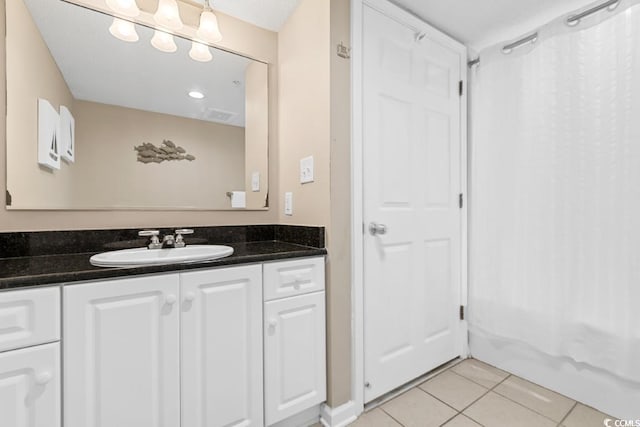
[0,226,327,427]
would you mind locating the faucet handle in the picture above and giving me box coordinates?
[174,229,194,248]
[175,229,194,235]
[139,230,161,249]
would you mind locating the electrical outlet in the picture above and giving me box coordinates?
[300,156,314,184]
[284,192,293,216]
[251,172,260,192]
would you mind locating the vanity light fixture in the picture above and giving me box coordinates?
[105,0,140,17]
[196,3,223,44]
[189,41,213,62]
[109,17,139,42]
[188,91,205,99]
[154,0,183,31]
[151,30,177,53]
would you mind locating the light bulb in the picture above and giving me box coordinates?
[154,0,183,31]
[105,0,140,17]
[189,41,212,62]
[189,91,205,99]
[151,30,177,53]
[109,18,139,42]
[196,7,223,43]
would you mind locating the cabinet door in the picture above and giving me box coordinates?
[63,275,180,427]
[181,265,263,427]
[0,342,60,427]
[264,292,326,426]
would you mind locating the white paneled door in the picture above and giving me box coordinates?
[363,3,466,402]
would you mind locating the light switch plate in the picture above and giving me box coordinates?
[251,172,260,192]
[284,192,293,216]
[300,156,314,184]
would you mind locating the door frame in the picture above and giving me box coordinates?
[351,0,469,415]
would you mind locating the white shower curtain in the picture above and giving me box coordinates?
[470,0,640,383]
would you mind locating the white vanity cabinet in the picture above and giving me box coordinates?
[180,265,263,427]
[63,274,181,427]
[0,287,61,427]
[63,265,264,427]
[263,257,327,426]
[32,256,326,427]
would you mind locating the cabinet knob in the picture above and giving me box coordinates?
[35,372,52,385]
[185,292,196,302]
[165,294,177,305]
[268,318,278,329]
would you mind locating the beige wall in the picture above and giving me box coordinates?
[327,0,353,407]
[277,0,331,226]
[0,0,279,231]
[6,0,76,209]
[245,61,269,208]
[71,101,245,209]
[277,0,352,407]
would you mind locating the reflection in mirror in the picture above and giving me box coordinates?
[6,0,269,210]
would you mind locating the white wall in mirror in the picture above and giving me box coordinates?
[5,0,269,211]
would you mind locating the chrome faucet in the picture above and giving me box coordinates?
[138,229,194,249]
[139,230,162,249]
[162,234,176,248]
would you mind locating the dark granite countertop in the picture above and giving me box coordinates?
[0,240,326,290]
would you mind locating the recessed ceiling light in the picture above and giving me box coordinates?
[189,91,205,99]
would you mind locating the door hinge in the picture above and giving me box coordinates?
[459,305,465,320]
[5,190,12,207]
[459,193,464,209]
[459,80,463,96]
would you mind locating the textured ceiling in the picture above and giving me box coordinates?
[389,0,599,51]
[197,0,303,32]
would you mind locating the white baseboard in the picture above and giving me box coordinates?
[320,401,358,427]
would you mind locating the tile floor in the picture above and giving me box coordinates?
[347,358,614,427]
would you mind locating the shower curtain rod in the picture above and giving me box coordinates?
[566,0,619,25]
[502,32,538,54]
[466,0,621,68]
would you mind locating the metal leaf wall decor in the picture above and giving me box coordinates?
[134,140,196,164]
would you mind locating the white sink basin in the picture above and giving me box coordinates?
[90,245,234,268]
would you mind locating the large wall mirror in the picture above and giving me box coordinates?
[6,0,269,210]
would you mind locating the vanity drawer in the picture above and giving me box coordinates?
[0,287,60,353]
[263,257,325,301]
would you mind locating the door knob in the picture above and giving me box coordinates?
[369,222,387,236]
